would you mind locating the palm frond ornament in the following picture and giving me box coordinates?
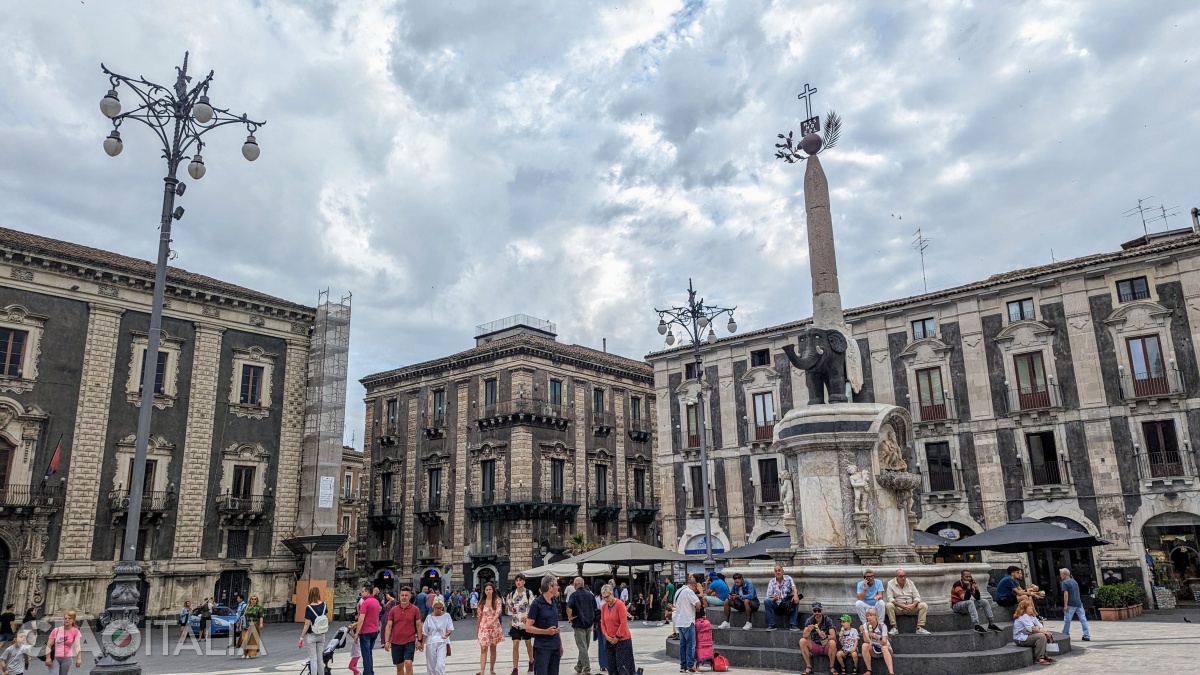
[774,108,841,162]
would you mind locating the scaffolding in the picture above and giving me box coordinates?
[301,290,352,534]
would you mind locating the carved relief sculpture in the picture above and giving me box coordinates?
[877,426,908,472]
[779,469,795,517]
[848,464,869,513]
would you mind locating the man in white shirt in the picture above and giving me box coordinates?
[885,569,931,635]
[673,575,703,673]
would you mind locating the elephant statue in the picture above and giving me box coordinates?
[782,327,849,404]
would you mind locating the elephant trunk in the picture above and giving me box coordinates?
[782,343,820,371]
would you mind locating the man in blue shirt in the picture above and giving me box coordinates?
[1058,568,1090,641]
[704,572,730,607]
[415,586,429,619]
[717,572,758,630]
[233,594,247,648]
[524,575,563,675]
[995,566,1042,609]
[854,569,885,626]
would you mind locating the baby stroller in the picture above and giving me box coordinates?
[694,615,714,670]
[320,626,353,675]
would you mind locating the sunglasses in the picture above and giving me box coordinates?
[812,609,822,613]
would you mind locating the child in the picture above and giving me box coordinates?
[0,630,31,675]
[321,625,358,675]
[348,625,362,675]
[835,614,859,675]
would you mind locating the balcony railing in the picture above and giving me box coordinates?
[214,493,272,517]
[914,396,957,423]
[422,413,448,439]
[588,492,622,522]
[466,487,580,521]
[110,490,177,514]
[628,419,653,443]
[626,495,658,522]
[417,543,442,562]
[340,490,361,503]
[1118,286,1151,303]
[591,412,616,436]
[927,468,957,492]
[686,432,701,449]
[1136,450,1197,482]
[752,421,775,441]
[759,481,781,503]
[0,484,64,511]
[1006,383,1061,413]
[414,494,451,523]
[1029,460,1068,487]
[1119,369,1184,401]
[476,398,572,431]
[368,503,402,529]
[468,540,506,560]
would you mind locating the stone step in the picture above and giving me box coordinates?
[667,633,1072,674]
[704,607,997,632]
[702,625,1012,653]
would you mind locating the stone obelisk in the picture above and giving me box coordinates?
[804,149,845,331]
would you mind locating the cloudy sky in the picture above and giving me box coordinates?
[3,1,1198,445]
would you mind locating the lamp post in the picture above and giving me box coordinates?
[655,279,736,573]
[94,53,264,675]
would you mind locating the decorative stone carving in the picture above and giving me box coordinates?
[779,469,795,517]
[202,306,220,318]
[848,465,869,513]
[1103,300,1172,334]
[877,426,908,472]
[97,284,119,298]
[249,315,266,327]
[993,319,1055,351]
[0,304,48,394]
[897,337,953,365]
[9,269,33,282]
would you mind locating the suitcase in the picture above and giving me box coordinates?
[695,617,714,667]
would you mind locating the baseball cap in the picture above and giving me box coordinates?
[707,571,719,580]
[840,614,852,623]
[810,601,823,610]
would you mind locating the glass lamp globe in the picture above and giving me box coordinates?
[706,330,717,344]
[99,90,121,118]
[697,316,709,329]
[103,130,123,157]
[665,331,676,346]
[187,155,206,180]
[192,96,214,124]
[727,317,737,333]
[657,318,668,335]
[241,135,260,161]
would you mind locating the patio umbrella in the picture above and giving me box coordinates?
[565,538,696,582]
[940,518,1111,553]
[912,529,953,547]
[717,534,791,561]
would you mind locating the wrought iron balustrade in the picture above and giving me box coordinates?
[1119,369,1183,400]
[110,490,177,513]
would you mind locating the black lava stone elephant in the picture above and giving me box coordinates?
[782,327,849,404]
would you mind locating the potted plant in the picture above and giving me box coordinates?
[1120,581,1145,617]
[1095,583,1125,620]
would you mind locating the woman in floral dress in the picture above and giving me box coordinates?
[476,582,504,675]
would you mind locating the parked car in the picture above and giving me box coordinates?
[189,604,238,637]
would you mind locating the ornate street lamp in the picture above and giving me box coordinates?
[94,53,264,675]
[654,279,736,573]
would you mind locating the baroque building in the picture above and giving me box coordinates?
[0,226,318,619]
[337,445,367,579]
[360,315,658,593]
[649,229,1200,606]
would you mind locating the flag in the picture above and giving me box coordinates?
[44,438,61,479]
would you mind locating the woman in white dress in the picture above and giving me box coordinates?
[423,595,455,675]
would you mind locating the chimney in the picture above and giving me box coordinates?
[603,338,607,353]
[1192,207,1199,235]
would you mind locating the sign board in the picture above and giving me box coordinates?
[938,527,961,541]
[318,476,335,508]
[800,116,820,136]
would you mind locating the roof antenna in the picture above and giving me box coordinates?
[1123,196,1154,237]
[1147,203,1182,232]
[912,228,931,294]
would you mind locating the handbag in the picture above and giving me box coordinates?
[713,653,730,672]
[446,644,452,656]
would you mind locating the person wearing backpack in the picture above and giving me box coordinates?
[300,587,331,674]
[565,577,595,675]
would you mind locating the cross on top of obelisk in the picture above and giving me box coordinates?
[797,83,821,136]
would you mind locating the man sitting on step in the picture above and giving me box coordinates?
[764,565,803,632]
[885,569,931,635]
[798,602,837,675]
[950,569,1003,634]
[854,569,886,627]
[716,573,758,631]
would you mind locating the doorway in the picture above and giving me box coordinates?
[1142,511,1200,605]
[1029,518,1096,615]
[214,570,249,608]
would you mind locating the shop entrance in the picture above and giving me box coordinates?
[1029,517,1097,615]
[1142,511,1200,605]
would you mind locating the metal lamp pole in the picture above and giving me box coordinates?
[655,279,736,573]
[94,53,264,675]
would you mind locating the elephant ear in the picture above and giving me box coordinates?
[827,329,848,353]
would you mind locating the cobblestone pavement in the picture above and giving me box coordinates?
[90,609,1200,675]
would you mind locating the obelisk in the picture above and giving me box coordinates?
[800,133,861,393]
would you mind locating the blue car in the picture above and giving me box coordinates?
[190,605,239,637]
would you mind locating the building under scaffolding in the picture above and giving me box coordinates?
[289,290,352,612]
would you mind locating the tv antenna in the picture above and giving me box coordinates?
[1123,196,1154,237]
[1147,203,1182,232]
[913,228,931,294]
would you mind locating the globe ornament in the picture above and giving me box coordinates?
[800,133,823,156]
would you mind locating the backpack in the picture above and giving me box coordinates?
[713,653,730,672]
[310,603,330,635]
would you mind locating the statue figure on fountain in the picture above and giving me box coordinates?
[848,465,869,513]
[878,426,908,472]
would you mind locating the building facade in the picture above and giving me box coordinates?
[649,230,1200,605]
[337,445,367,577]
[360,316,658,593]
[0,226,317,619]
